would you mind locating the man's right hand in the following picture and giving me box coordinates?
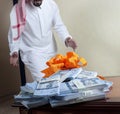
[10,52,19,67]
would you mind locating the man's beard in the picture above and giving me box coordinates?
[33,0,43,7]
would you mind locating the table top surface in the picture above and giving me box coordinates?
[105,76,120,101]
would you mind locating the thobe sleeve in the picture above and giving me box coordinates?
[8,5,21,56]
[8,27,20,56]
[52,4,72,42]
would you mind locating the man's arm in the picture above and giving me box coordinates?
[8,26,19,67]
[52,2,77,50]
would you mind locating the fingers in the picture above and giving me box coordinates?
[9,52,19,67]
[69,40,77,50]
[10,56,19,67]
[65,38,77,50]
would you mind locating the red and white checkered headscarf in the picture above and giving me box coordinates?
[10,0,30,41]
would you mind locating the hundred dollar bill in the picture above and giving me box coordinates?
[60,77,107,95]
[21,97,49,109]
[71,77,107,91]
[61,68,82,82]
[50,89,105,107]
[34,80,60,96]
[34,71,61,96]
[20,81,37,93]
[76,69,98,78]
[14,91,42,101]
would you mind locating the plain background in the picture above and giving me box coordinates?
[0,0,120,97]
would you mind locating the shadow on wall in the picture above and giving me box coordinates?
[0,0,20,97]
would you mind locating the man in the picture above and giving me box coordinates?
[8,0,77,81]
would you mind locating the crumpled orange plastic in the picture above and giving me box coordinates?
[41,52,87,78]
[97,75,105,80]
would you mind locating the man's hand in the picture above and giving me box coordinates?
[65,37,77,51]
[10,52,19,67]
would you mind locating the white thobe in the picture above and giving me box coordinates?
[8,0,71,81]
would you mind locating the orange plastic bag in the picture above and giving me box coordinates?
[41,52,87,78]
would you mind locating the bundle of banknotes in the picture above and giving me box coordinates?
[14,68,113,109]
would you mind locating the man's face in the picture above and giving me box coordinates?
[32,0,43,7]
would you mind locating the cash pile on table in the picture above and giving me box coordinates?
[14,68,113,109]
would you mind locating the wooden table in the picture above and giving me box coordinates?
[17,76,120,114]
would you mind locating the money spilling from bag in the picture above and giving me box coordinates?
[14,52,113,109]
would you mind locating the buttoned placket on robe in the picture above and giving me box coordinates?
[37,8,46,37]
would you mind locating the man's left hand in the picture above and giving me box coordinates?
[65,37,77,51]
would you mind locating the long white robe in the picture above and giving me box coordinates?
[8,0,71,81]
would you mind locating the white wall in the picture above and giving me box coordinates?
[0,0,20,97]
[55,0,120,76]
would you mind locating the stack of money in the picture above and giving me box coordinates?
[50,89,105,107]
[34,68,82,96]
[14,68,113,109]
